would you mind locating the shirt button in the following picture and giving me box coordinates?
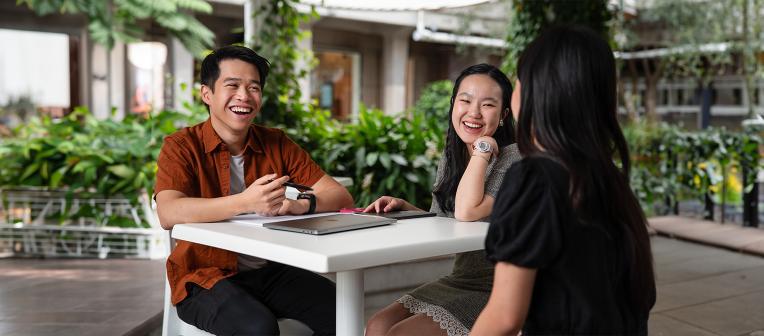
[223,165,229,169]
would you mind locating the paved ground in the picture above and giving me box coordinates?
[0,258,164,336]
[649,235,764,335]
[1,224,764,335]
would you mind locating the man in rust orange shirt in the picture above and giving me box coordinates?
[155,45,354,335]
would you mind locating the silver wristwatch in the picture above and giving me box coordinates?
[473,140,492,154]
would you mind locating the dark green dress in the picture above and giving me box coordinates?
[397,144,521,336]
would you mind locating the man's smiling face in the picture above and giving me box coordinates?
[201,58,262,135]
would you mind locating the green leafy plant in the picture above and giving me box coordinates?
[287,104,445,209]
[412,80,453,133]
[624,121,762,215]
[0,106,206,227]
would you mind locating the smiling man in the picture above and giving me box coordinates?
[154,45,353,335]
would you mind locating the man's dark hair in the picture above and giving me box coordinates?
[200,45,270,91]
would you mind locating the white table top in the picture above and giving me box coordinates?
[171,216,489,273]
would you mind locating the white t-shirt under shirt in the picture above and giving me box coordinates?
[230,154,268,270]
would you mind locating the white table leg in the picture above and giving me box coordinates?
[336,269,364,336]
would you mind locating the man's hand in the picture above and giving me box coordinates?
[277,198,310,216]
[241,174,290,216]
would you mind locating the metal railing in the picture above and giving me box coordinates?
[0,187,166,259]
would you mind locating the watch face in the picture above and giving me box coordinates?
[476,141,492,153]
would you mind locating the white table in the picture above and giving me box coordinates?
[172,216,489,336]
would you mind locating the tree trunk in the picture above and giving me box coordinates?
[624,59,640,122]
[641,58,662,123]
[644,77,658,123]
[698,81,713,129]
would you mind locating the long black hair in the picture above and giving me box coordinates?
[516,25,655,314]
[433,64,514,213]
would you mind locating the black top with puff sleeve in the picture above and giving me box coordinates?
[486,156,651,335]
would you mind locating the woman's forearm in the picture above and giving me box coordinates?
[454,155,491,220]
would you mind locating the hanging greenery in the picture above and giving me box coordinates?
[249,0,318,127]
[503,0,613,75]
[17,0,215,57]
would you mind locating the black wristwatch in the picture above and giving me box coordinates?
[297,193,316,214]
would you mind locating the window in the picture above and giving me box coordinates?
[660,88,670,105]
[715,87,743,106]
[311,51,360,121]
[676,89,685,105]
[127,42,167,115]
[0,29,70,124]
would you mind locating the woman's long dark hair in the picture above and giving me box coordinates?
[433,64,514,213]
[516,25,655,314]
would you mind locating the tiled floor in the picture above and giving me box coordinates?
[1,227,764,335]
[649,236,764,335]
[0,258,164,336]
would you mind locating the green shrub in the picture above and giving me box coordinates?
[412,80,453,131]
[287,104,445,209]
[0,106,206,226]
[624,121,762,215]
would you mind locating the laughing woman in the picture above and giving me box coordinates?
[364,64,520,336]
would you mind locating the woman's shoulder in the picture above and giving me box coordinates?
[508,155,570,190]
[494,143,522,167]
[518,154,566,171]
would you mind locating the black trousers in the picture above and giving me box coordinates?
[176,262,336,336]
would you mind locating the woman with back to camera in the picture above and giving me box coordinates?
[471,25,656,335]
[364,63,521,336]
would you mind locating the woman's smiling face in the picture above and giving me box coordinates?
[451,74,504,146]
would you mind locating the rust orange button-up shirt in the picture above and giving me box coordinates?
[155,119,325,305]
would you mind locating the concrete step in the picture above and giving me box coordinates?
[649,216,764,256]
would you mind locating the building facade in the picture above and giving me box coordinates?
[0,0,509,123]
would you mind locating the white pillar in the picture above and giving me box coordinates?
[244,0,265,48]
[172,38,194,112]
[110,41,126,119]
[79,28,91,111]
[90,41,125,120]
[90,43,110,119]
[244,0,255,47]
[382,28,412,115]
[296,22,313,103]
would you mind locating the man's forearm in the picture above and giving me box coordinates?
[315,185,354,213]
[157,193,245,230]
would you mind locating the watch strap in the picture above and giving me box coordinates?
[298,193,316,214]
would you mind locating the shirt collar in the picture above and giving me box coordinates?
[201,118,264,154]
[244,125,265,154]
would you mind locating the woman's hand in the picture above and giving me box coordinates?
[364,196,420,213]
[472,136,499,161]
